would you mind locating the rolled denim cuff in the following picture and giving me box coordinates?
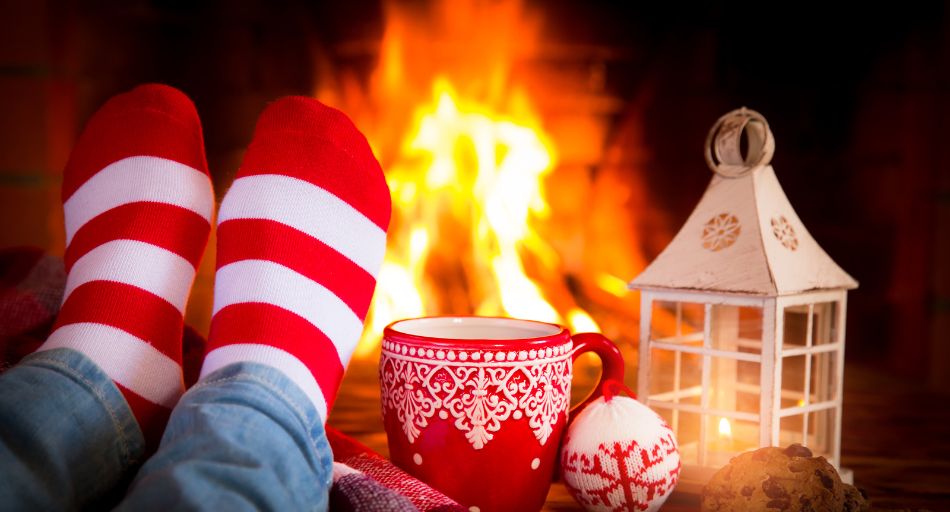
[0,347,145,509]
[186,360,334,487]
[120,361,333,512]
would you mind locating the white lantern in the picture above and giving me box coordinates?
[628,108,858,493]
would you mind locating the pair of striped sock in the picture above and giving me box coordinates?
[37,84,390,449]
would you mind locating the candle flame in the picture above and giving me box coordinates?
[719,418,732,438]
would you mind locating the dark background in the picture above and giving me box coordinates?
[1,0,947,389]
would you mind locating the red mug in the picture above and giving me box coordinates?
[380,316,625,512]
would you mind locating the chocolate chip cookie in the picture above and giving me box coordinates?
[842,482,871,512]
[700,444,867,511]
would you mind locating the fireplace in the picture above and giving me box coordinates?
[0,0,947,392]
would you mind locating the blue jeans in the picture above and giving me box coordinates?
[0,347,333,511]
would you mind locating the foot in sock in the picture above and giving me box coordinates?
[201,96,390,423]
[38,84,214,450]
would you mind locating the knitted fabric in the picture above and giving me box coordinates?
[0,249,207,388]
[330,462,421,512]
[35,84,214,449]
[201,96,390,423]
[560,383,681,512]
[326,427,467,512]
[0,247,65,371]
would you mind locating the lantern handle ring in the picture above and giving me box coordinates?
[704,107,775,178]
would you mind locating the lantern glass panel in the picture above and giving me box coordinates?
[649,346,702,400]
[710,304,763,354]
[707,355,761,414]
[810,351,838,403]
[708,305,764,417]
[651,300,704,340]
[648,300,704,408]
[735,359,761,414]
[811,302,839,346]
[663,410,701,465]
[781,355,808,408]
[783,301,839,349]
[710,305,764,354]
[808,407,837,459]
[779,414,806,446]
[783,306,810,348]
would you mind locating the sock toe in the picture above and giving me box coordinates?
[239,97,391,231]
[101,84,203,136]
[63,84,208,201]
[253,96,376,163]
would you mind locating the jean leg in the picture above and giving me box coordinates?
[0,347,146,511]
[116,362,334,512]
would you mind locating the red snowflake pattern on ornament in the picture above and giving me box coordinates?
[562,432,680,512]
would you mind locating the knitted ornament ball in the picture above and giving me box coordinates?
[560,380,680,512]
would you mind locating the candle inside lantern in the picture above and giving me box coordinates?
[710,418,734,451]
[719,418,732,441]
[704,417,760,467]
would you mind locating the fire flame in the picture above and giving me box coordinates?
[357,80,598,357]
[413,88,556,323]
[330,0,605,358]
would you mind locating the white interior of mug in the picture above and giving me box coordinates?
[391,317,561,340]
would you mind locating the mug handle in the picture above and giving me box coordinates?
[567,332,625,428]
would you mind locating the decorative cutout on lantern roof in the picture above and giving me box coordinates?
[629,108,857,296]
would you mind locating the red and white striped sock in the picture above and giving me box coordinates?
[38,84,214,449]
[201,96,390,423]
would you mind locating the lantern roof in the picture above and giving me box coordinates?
[628,108,858,297]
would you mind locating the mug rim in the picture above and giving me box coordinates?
[384,315,570,350]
